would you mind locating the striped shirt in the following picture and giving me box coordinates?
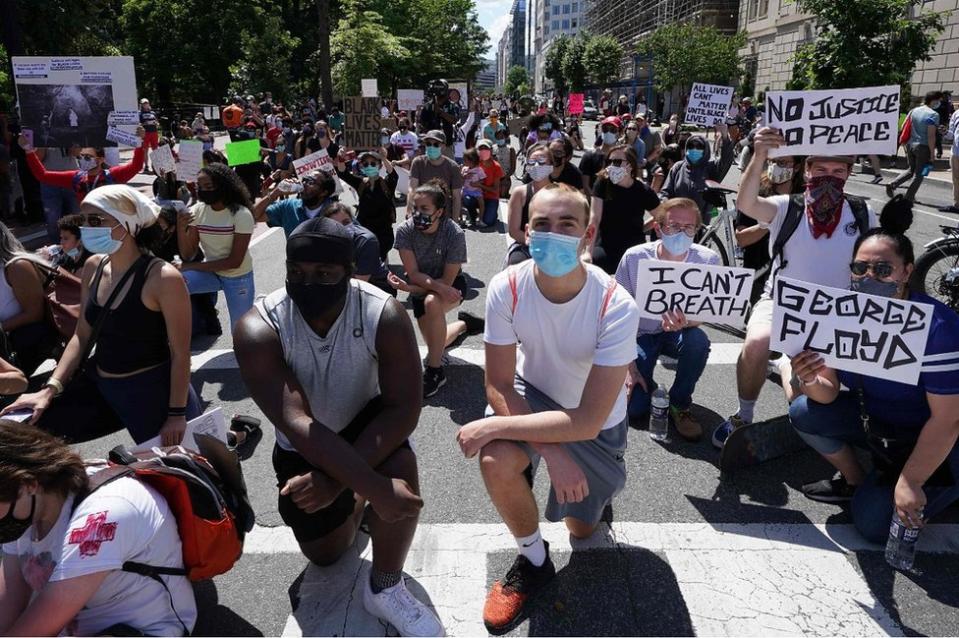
[188,203,254,278]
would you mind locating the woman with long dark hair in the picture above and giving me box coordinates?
[176,163,256,329]
[0,223,53,375]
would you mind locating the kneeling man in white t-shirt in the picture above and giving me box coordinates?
[456,184,640,633]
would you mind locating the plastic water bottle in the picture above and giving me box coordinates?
[649,385,670,442]
[920,163,933,177]
[885,513,920,570]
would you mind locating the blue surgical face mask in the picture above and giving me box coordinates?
[661,230,694,256]
[361,165,380,178]
[529,230,582,278]
[602,131,618,145]
[426,146,442,160]
[80,226,124,255]
[686,149,704,163]
[66,246,81,259]
[849,276,900,298]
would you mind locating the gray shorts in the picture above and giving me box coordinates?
[504,377,628,526]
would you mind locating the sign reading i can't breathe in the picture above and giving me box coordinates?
[684,83,733,127]
[770,277,933,384]
[765,85,900,158]
[343,96,382,151]
[635,260,754,327]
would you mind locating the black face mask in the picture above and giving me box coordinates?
[0,494,35,544]
[197,188,221,205]
[287,277,349,321]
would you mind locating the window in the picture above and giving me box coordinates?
[758,0,768,18]
[552,5,560,15]
[562,18,569,29]
[563,3,570,13]
[571,1,578,12]
[552,19,559,30]
[571,18,578,28]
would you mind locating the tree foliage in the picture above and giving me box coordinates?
[636,24,745,96]
[787,0,945,93]
[504,65,529,97]
[330,3,411,96]
[0,45,11,111]
[544,35,570,97]
[561,35,589,93]
[583,35,624,88]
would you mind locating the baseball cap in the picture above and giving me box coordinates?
[601,116,623,129]
[476,139,493,150]
[424,130,446,144]
[358,150,382,161]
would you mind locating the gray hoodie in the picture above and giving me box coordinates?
[659,134,735,221]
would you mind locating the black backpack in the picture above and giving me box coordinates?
[770,193,870,281]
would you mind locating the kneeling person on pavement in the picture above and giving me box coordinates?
[456,184,640,633]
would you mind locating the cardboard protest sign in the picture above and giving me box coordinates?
[568,93,584,115]
[684,83,733,127]
[343,96,382,151]
[770,277,933,384]
[150,144,176,175]
[293,149,333,176]
[12,56,138,148]
[105,126,141,148]
[361,78,378,98]
[225,139,263,166]
[103,147,120,167]
[176,140,204,182]
[635,260,754,326]
[397,89,423,112]
[107,110,139,126]
[449,82,469,113]
[765,85,900,158]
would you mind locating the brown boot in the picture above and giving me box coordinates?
[670,406,703,442]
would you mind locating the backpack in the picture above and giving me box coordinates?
[770,193,870,282]
[898,109,913,147]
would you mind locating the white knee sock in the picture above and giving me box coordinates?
[737,398,756,424]
[515,528,546,567]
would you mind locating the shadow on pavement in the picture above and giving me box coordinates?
[425,363,487,425]
[193,579,264,637]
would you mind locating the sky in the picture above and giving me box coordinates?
[475,0,514,53]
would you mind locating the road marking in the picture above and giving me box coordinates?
[253,522,959,637]
[190,342,744,371]
[913,205,958,224]
[250,225,281,247]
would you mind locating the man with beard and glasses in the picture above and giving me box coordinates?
[713,127,877,449]
[234,217,445,637]
[253,169,338,238]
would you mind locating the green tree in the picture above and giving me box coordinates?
[330,2,410,96]
[230,13,301,101]
[0,44,12,111]
[544,35,570,97]
[636,23,744,99]
[787,0,945,96]
[561,34,588,92]
[583,34,624,88]
[504,65,529,97]
[13,0,124,57]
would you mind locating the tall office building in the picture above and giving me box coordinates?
[496,0,528,90]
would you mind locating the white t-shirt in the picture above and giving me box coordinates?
[1,474,197,636]
[390,131,418,158]
[949,110,959,157]
[763,194,877,297]
[485,260,640,430]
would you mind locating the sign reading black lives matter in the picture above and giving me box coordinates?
[765,85,900,158]
[770,277,933,385]
[12,56,139,148]
[343,97,382,151]
[635,261,754,327]
[684,83,733,127]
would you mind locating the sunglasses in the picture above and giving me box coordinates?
[528,159,550,167]
[360,161,379,168]
[78,213,110,227]
[626,127,638,132]
[850,260,895,279]
[606,158,627,167]
[425,141,442,148]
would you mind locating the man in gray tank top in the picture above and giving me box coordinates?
[235,217,444,637]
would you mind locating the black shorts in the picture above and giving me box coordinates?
[272,397,410,543]
[410,273,468,319]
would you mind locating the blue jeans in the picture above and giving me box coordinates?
[790,393,959,543]
[462,194,481,222]
[182,269,255,329]
[628,327,710,418]
[482,198,500,226]
[40,184,79,243]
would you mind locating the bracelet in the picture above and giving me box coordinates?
[44,377,64,397]
[167,407,187,417]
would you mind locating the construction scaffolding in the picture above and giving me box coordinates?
[585,0,740,53]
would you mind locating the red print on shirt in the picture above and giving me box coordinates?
[68,511,117,557]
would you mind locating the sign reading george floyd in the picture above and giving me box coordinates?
[684,82,733,127]
[343,96,382,151]
[765,85,900,158]
[635,260,754,326]
[770,277,933,385]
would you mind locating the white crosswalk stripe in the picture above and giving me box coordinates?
[246,522,959,637]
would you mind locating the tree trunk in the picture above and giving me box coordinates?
[317,0,333,109]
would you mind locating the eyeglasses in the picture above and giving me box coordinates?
[850,260,895,279]
[606,158,627,167]
[661,223,700,237]
[527,159,550,167]
[300,177,318,186]
[78,213,108,227]
[425,141,442,148]
[625,127,638,132]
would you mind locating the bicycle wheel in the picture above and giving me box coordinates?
[700,229,731,267]
[912,240,959,312]
[514,153,526,179]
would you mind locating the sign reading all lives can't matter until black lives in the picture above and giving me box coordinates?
[770,277,933,384]
[343,96,381,151]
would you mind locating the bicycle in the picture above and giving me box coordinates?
[911,224,959,312]
[699,181,741,268]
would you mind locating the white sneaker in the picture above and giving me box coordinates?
[363,577,446,637]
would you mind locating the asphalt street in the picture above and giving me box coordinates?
[70,123,959,637]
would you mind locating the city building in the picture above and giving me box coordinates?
[739,0,959,104]
[530,0,587,93]
[496,0,528,90]
[475,59,497,92]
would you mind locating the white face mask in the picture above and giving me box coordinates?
[767,164,794,185]
[607,165,628,184]
[527,163,553,182]
[78,157,98,171]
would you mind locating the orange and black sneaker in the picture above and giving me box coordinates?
[483,541,556,634]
